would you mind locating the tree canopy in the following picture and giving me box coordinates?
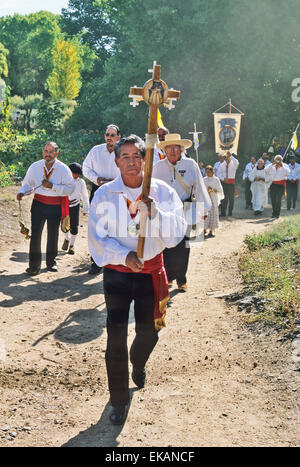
[1,0,300,156]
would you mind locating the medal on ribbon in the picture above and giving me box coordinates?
[124,194,142,237]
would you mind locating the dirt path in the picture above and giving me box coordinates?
[0,186,299,447]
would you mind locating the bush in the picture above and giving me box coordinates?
[239,215,300,328]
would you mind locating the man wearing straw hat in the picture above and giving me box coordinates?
[152,133,211,291]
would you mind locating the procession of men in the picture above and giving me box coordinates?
[16,119,300,426]
[15,59,300,427]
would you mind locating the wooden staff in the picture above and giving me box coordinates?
[129,62,180,261]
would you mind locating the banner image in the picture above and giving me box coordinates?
[213,112,242,154]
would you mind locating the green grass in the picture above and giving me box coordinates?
[239,215,300,329]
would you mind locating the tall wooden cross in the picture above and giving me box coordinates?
[189,122,202,165]
[129,61,181,261]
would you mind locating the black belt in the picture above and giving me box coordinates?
[69,199,78,206]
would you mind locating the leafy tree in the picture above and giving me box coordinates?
[0,78,6,102]
[47,39,81,100]
[0,42,8,78]
[0,12,61,96]
[36,100,65,135]
[67,0,300,157]
[11,94,43,132]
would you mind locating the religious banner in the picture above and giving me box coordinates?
[213,100,244,155]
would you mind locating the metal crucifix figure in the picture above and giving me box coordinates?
[129,61,181,261]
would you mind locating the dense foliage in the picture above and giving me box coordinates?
[1,0,300,187]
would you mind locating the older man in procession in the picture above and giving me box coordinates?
[16,141,74,275]
[265,154,290,218]
[242,156,257,209]
[88,134,186,425]
[218,151,239,218]
[83,124,121,274]
[152,133,211,291]
[286,154,300,210]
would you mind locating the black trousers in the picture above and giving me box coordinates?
[286,180,298,209]
[69,204,80,235]
[89,183,99,202]
[104,268,159,406]
[29,200,61,269]
[220,182,235,216]
[270,183,284,217]
[244,179,252,208]
[163,237,190,285]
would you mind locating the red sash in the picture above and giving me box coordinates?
[272,180,285,185]
[106,253,169,331]
[223,178,235,184]
[34,194,70,230]
[272,180,286,198]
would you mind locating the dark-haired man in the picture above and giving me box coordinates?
[16,141,74,275]
[88,134,186,425]
[83,124,121,274]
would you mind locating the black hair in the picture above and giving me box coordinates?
[69,162,82,175]
[114,134,146,159]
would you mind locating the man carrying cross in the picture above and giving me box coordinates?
[88,134,186,425]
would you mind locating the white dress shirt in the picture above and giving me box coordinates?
[88,175,187,267]
[152,157,211,211]
[69,177,90,213]
[82,143,120,185]
[218,155,239,181]
[18,159,74,197]
[265,162,290,181]
[243,162,256,180]
[213,161,221,177]
[287,163,300,180]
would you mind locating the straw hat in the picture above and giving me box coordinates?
[158,133,192,151]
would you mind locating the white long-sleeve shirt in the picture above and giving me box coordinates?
[69,177,89,213]
[265,162,290,181]
[18,159,74,197]
[213,161,222,177]
[88,175,187,267]
[218,155,239,181]
[152,157,211,211]
[82,143,120,185]
[243,161,256,180]
[287,163,300,181]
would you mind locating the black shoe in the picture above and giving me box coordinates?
[68,246,75,255]
[47,265,58,272]
[62,239,69,251]
[109,405,129,425]
[88,263,102,275]
[132,367,146,389]
[26,267,40,276]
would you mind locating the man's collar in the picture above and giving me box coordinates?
[106,174,143,193]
